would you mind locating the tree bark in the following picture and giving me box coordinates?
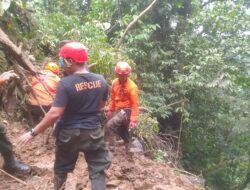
[0,27,36,74]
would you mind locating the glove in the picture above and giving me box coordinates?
[107,110,113,119]
[0,70,19,82]
[129,121,137,129]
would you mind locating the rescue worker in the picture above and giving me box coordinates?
[27,62,60,122]
[106,61,139,155]
[18,42,111,190]
[0,70,31,174]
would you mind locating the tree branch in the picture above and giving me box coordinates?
[0,27,36,74]
[115,0,158,49]
[0,169,27,185]
[201,0,216,8]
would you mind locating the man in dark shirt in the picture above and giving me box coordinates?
[18,42,111,190]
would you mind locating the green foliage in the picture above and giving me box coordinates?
[108,0,250,189]
[135,112,158,141]
[179,1,250,189]
[154,149,167,163]
[26,2,120,76]
[135,112,175,163]
[181,85,250,189]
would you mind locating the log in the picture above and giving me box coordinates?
[0,27,36,74]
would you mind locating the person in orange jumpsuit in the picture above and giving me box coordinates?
[106,61,139,154]
[27,62,60,122]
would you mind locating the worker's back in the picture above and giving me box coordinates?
[28,70,60,106]
[53,72,108,129]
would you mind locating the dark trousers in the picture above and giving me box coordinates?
[106,109,131,143]
[0,124,12,157]
[54,127,111,190]
[28,104,51,122]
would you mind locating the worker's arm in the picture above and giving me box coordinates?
[106,83,116,119]
[17,106,65,146]
[18,80,68,146]
[32,106,64,134]
[108,83,116,112]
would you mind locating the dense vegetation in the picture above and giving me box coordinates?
[0,0,249,189]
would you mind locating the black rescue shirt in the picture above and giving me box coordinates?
[53,72,108,129]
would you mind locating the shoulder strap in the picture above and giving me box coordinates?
[32,75,56,94]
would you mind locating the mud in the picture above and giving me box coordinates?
[0,121,204,190]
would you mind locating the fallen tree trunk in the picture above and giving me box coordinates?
[0,27,36,74]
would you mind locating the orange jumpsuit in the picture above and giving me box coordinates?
[109,78,139,122]
[28,70,60,106]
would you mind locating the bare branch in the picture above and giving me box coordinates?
[13,64,46,115]
[0,169,27,185]
[201,0,216,8]
[115,0,158,49]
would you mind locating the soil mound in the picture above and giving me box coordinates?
[0,121,204,190]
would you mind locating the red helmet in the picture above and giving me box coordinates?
[115,61,131,75]
[59,42,88,64]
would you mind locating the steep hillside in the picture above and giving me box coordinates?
[0,120,204,190]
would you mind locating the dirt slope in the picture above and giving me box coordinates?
[0,121,204,190]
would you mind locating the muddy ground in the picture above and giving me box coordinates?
[0,120,204,190]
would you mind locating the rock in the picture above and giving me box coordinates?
[35,150,41,156]
[2,120,8,125]
[152,184,171,190]
[107,179,121,187]
[131,138,144,153]
[186,175,205,187]
[134,180,154,190]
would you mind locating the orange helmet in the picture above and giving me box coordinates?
[44,62,60,75]
[115,61,131,75]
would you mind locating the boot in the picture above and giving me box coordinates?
[0,130,31,174]
[91,171,106,190]
[54,174,67,190]
[2,153,31,174]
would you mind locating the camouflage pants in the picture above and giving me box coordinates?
[105,109,131,144]
[54,127,111,180]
